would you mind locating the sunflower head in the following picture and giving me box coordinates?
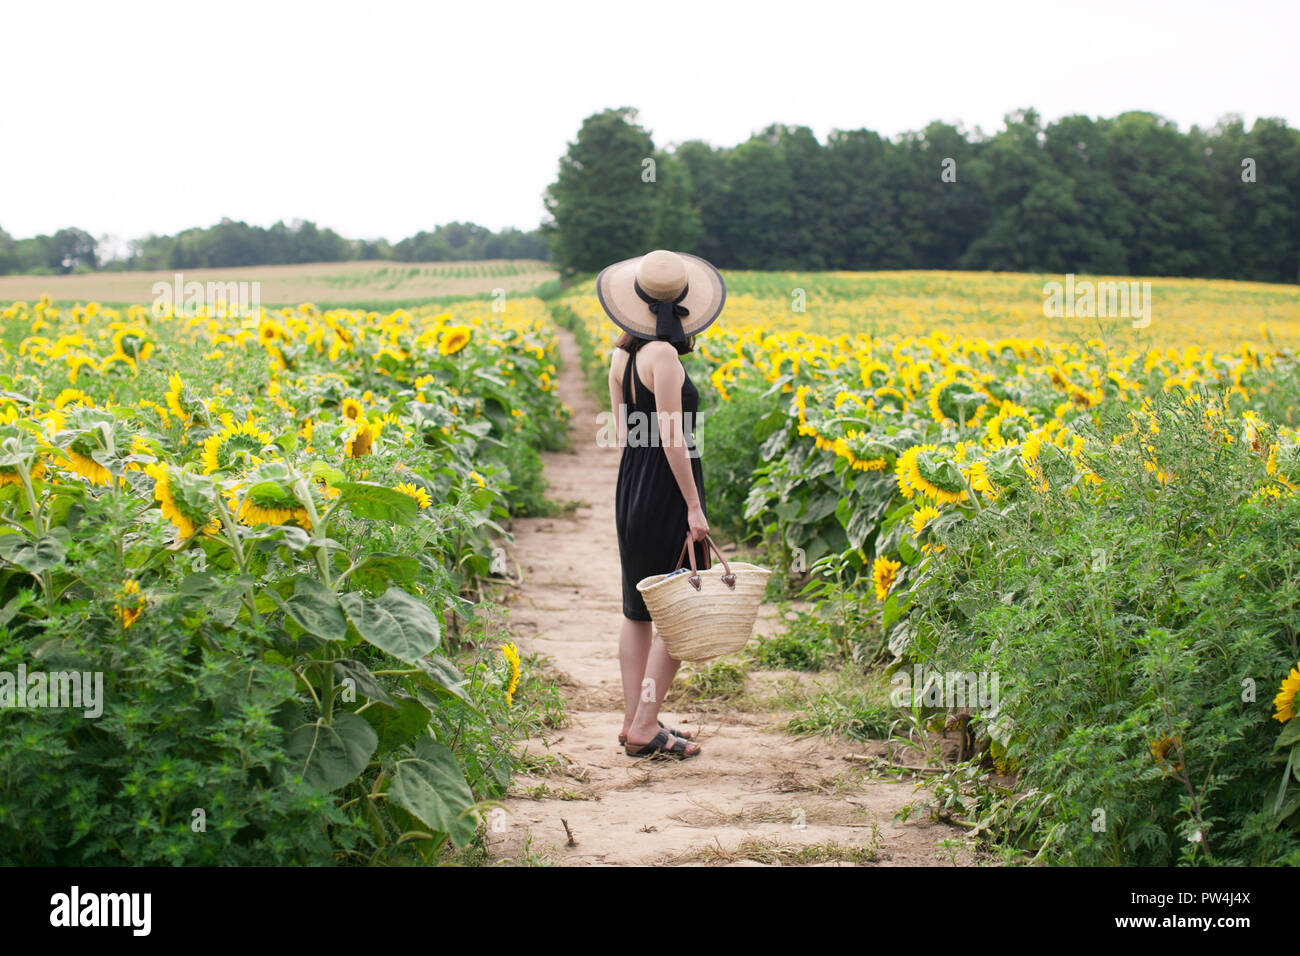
[201,418,273,474]
[911,504,941,536]
[985,400,1035,447]
[872,555,902,602]
[234,462,312,529]
[1274,664,1300,723]
[258,320,287,346]
[500,641,521,707]
[897,443,968,505]
[439,326,472,357]
[873,386,906,412]
[146,462,219,538]
[114,579,145,629]
[860,359,891,390]
[111,327,152,361]
[61,419,123,486]
[1149,734,1183,772]
[393,481,432,509]
[165,374,208,426]
[929,376,986,427]
[345,418,382,459]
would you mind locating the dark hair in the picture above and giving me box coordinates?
[614,331,696,355]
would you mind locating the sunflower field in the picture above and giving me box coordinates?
[0,294,568,864]
[558,269,1300,865]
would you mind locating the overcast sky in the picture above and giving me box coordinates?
[1,0,1296,245]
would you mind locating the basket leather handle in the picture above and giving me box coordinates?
[676,533,736,591]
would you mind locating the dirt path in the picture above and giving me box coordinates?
[484,328,971,866]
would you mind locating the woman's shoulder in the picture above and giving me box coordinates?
[636,340,680,363]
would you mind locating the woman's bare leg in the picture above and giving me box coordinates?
[625,634,700,754]
[618,617,653,740]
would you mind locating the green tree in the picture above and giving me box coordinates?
[648,150,702,251]
[542,107,659,275]
[1102,111,1226,276]
[722,136,794,269]
[52,227,97,272]
[824,128,912,269]
[675,140,732,265]
[0,226,16,275]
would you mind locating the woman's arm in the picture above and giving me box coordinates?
[643,345,709,543]
[608,350,627,448]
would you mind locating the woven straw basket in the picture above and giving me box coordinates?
[637,534,771,662]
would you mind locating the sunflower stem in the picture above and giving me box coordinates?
[15,459,55,616]
[214,494,260,626]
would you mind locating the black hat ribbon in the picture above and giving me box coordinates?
[633,279,690,344]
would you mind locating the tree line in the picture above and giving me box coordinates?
[5,107,1296,283]
[543,107,1300,283]
[0,219,548,275]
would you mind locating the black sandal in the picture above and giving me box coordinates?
[618,720,692,746]
[625,728,700,759]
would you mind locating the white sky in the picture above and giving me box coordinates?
[1,0,1296,245]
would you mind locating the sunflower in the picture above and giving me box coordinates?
[928,375,986,427]
[201,418,272,474]
[1065,383,1102,409]
[911,504,940,536]
[872,386,906,412]
[257,320,287,346]
[859,359,892,390]
[145,462,218,538]
[114,579,145,629]
[965,459,997,497]
[232,470,312,529]
[344,418,382,459]
[238,498,311,529]
[895,444,968,505]
[53,388,92,410]
[393,482,432,509]
[1274,663,1300,723]
[340,397,364,421]
[872,555,901,602]
[831,429,890,472]
[164,373,208,426]
[99,352,138,376]
[61,436,115,487]
[985,400,1035,447]
[0,456,45,486]
[439,326,472,356]
[500,641,521,707]
[1149,734,1183,772]
[65,354,99,385]
[111,327,152,360]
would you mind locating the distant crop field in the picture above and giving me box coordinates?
[717,270,1300,348]
[558,269,1300,354]
[0,258,557,306]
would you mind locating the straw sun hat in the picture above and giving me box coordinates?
[595,249,726,345]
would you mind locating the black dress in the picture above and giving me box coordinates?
[615,339,710,622]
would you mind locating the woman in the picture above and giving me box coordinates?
[597,249,727,759]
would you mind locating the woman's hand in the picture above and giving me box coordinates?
[687,503,709,542]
